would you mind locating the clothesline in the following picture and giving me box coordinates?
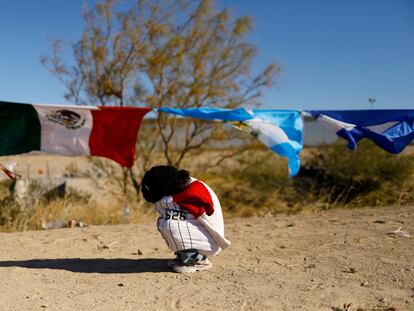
[1,100,413,177]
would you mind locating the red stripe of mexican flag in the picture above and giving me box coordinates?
[90,106,151,167]
[0,101,151,167]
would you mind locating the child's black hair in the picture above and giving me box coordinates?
[141,165,191,203]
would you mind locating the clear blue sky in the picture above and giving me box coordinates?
[0,0,413,110]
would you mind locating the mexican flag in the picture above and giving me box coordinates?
[0,101,151,167]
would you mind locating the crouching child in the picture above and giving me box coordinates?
[141,165,230,273]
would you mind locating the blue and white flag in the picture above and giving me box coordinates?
[306,110,414,154]
[159,108,303,176]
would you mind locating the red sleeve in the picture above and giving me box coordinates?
[172,180,215,218]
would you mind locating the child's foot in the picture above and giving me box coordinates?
[173,258,212,273]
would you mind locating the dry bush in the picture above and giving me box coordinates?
[198,147,300,217]
[198,142,414,216]
[0,181,156,232]
[1,141,414,232]
[298,140,414,209]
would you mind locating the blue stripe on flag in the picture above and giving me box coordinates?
[307,110,414,126]
[270,142,300,176]
[307,110,414,154]
[159,108,304,176]
[158,107,253,121]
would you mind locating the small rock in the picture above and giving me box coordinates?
[117,283,125,287]
[68,219,76,228]
[132,249,143,255]
[387,227,410,238]
[341,267,356,273]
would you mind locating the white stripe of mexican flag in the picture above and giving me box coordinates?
[34,104,96,156]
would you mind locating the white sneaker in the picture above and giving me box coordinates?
[173,258,212,273]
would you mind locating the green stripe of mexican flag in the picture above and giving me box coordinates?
[0,101,151,167]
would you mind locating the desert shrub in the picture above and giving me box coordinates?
[0,184,92,232]
[0,179,154,232]
[200,142,414,216]
[0,180,12,196]
[26,190,113,230]
[0,195,23,230]
[298,140,414,207]
[0,180,22,228]
[2,141,413,231]
[199,148,300,217]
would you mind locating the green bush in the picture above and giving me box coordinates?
[0,179,153,232]
[201,142,414,215]
[199,148,299,217]
[298,140,414,207]
[0,180,92,231]
[1,141,413,231]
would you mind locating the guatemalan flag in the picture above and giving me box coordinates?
[306,110,414,154]
[159,107,303,176]
[0,101,151,167]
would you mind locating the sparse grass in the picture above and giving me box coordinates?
[1,141,414,231]
[199,148,299,217]
[199,141,414,216]
[0,180,156,232]
[299,140,414,209]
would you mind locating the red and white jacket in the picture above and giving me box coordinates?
[153,178,230,256]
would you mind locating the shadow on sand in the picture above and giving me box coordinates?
[0,258,172,273]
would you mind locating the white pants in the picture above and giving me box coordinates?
[156,207,221,257]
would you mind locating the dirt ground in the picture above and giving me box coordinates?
[0,206,413,311]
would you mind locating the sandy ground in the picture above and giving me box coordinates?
[0,206,413,311]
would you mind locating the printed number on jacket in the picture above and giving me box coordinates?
[165,208,187,221]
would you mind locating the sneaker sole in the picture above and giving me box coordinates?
[173,263,212,273]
